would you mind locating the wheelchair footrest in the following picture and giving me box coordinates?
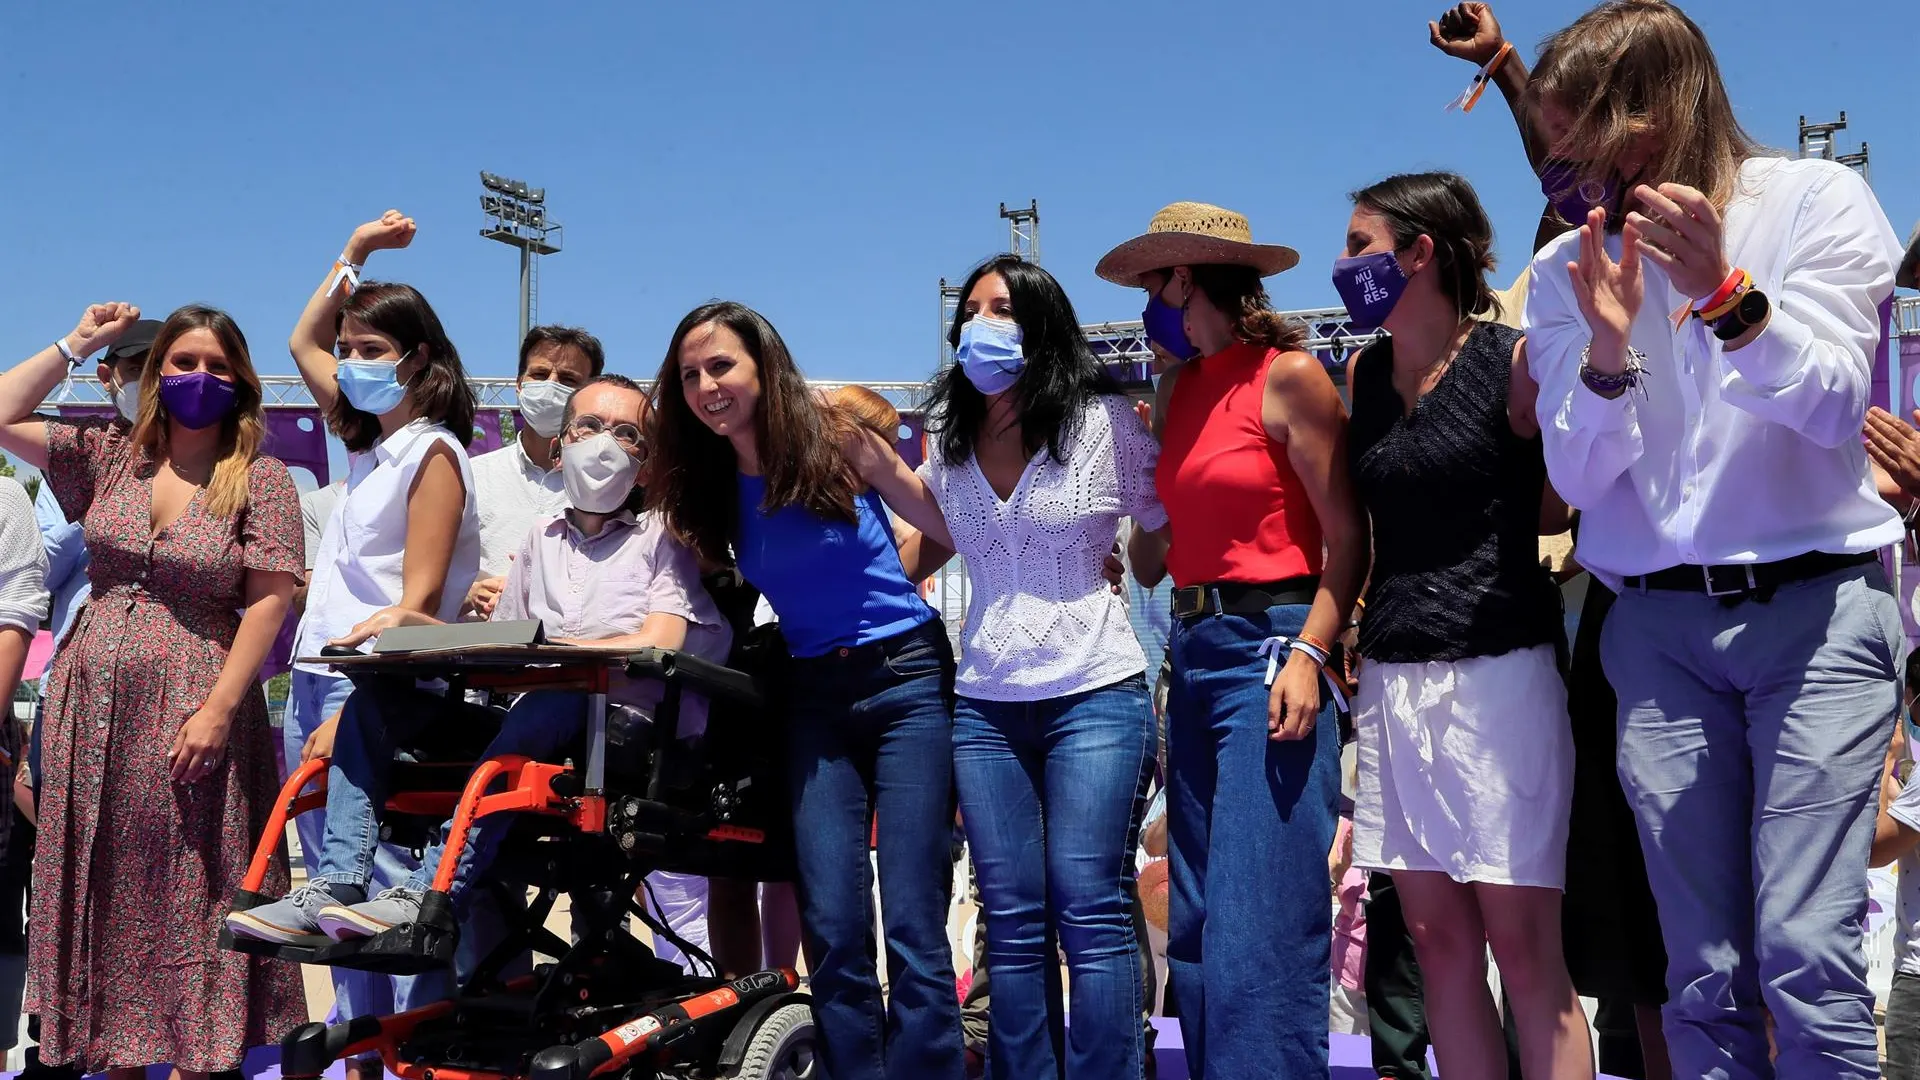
[221,891,461,975]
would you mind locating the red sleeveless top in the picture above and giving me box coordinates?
[1156,342,1325,589]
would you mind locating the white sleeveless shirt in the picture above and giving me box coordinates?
[294,419,482,674]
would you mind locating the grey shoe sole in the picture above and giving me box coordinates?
[225,909,327,946]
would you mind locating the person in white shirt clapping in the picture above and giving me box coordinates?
[1521,3,1906,1076]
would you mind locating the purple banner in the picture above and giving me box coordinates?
[263,409,330,488]
[470,410,512,457]
[1874,295,1894,414]
[895,414,927,471]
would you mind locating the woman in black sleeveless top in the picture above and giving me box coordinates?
[1334,172,1593,1080]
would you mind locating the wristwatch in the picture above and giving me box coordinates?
[1711,289,1771,342]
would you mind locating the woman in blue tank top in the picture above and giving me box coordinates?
[646,301,964,1080]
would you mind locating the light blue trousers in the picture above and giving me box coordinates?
[1603,563,1902,1080]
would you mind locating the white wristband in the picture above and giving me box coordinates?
[326,255,363,298]
[55,338,82,366]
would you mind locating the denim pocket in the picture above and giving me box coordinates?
[884,640,944,678]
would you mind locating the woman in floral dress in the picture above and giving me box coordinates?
[0,302,306,1078]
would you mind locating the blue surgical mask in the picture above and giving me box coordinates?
[1142,293,1197,362]
[956,315,1025,396]
[336,352,411,415]
[1331,250,1410,332]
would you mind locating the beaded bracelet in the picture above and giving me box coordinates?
[1579,343,1647,397]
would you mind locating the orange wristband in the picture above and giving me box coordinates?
[1693,267,1747,316]
[1295,631,1334,660]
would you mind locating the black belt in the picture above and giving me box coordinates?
[1622,551,1875,600]
[1171,577,1320,621]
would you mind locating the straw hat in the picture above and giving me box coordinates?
[1096,201,1299,288]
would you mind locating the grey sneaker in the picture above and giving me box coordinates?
[226,882,365,944]
[317,887,427,941]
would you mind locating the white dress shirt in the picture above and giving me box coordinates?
[470,439,567,579]
[294,419,482,673]
[1526,156,1903,588]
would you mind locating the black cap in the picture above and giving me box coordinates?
[105,320,164,361]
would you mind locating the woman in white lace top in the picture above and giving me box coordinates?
[851,254,1167,1080]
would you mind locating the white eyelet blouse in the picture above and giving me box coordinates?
[917,394,1167,701]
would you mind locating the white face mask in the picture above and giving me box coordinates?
[112,378,141,423]
[517,378,575,439]
[561,432,641,514]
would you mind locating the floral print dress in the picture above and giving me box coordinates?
[27,418,306,1072]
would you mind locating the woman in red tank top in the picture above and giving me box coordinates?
[1101,202,1369,1079]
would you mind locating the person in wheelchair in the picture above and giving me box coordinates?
[228,374,733,943]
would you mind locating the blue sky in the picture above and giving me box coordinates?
[1,0,1914,394]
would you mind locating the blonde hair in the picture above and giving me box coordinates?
[130,305,268,519]
[1529,0,1760,209]
[825,385,902,440]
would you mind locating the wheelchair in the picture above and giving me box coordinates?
[222,598,813,1080]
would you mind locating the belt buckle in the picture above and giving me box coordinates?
[1171,588,1201,620]
[1702,564,1757,598]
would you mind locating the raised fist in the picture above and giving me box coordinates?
[347,209,418,261]
[1429,2,1506,67]
[67,302,142,358]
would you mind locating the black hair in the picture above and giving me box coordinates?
[1349,172,1499,322]
[925,254,1119,468]
[520,325,607,379]
[1906,647,1920,695]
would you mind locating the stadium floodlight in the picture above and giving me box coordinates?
[477,171,564,350]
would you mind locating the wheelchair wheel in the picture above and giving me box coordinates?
[721,1001,816,1079]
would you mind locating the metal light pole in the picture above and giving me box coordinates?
[479,172,563,349]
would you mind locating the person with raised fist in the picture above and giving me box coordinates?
[239,211,482,1076]
[0,303,305,1078]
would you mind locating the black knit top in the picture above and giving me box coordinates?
[1347,321,1561,664]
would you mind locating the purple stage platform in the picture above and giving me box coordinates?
[8,1023,1628,1080]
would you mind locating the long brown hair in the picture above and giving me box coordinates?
[1528,0,1760,210]
[646,301,859,567]
[130,305,267,519]
[328,282,477,453]
[1189,265,1309,354]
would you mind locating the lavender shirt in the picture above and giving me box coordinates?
[496,509,732,736]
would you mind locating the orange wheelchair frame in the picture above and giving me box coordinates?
[224,642,811,1080]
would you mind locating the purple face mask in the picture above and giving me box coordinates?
[1142,293,1198,362]
[1539,159,1622,228]
[1331,250,1409,333]
[158,371,238,430]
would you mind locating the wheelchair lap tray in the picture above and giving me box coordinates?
[372,619,548,654]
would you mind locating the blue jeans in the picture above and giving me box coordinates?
[1164,603,1339,1078]
[1602,564,1902,1080]
[786,620,965,1080]
[401,692,592,902]
[953,675,1153,1080]
[285,671,437,1018]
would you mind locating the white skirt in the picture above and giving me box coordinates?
[1352,644,1573,889]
